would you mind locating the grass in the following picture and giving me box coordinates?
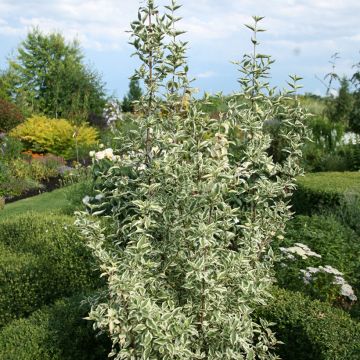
[0,186,71,220]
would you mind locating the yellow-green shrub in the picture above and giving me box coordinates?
[10,115,98,159]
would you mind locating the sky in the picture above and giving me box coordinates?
[0,0,359,98]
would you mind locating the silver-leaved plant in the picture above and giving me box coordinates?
[76,2,308,359]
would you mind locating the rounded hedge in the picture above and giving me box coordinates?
[292,172,360,215]
[0,213,101,327]
[0,98,24,133]
[257,287,360,359]
[0,294,110,360]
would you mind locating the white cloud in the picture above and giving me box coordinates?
[1,0,360,53]
[0,0,137,50]
[0,0,360,95]
[197,71,216,79]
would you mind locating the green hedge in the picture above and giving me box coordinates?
[0,295,110,360]
[0,213,100,326]
[258,287,360,359]
[292,172,360,215]
[273,215,360,319]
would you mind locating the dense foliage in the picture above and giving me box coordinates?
[0,213,100,326]
[0,133,68,198]
[76,1,307,358]
[349,60,360,133]
[122,79,143,113]
[10,115,98,160]
[0,69,12,101]
[0,98,24,132]
[257,287,360,360]
[0,294,110,360]
[292,171,360,214]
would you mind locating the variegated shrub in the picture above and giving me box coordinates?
[76,2,307,359]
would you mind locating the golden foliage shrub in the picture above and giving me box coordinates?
[10,116,98,159]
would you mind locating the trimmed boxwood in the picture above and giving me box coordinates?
[257,287,360,359]
[292,172,360,215]
[292,182,340,215]
[0,295,110,360]
[0,213,100,327]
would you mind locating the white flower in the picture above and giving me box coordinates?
[94,148,116,161]
[321,265,343,276]
[104,148,114,160]
[281,243,321,260]
[89,150,95,157]
[95,151,105,160]
[300,265,357,302]
[82,195,91,205]
[333,275,346,285]
[340,283,357,301]
[95,194,104,201]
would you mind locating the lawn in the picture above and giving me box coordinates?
[0,186,71,220]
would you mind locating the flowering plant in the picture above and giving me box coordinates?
[277,242,357,309]
[103,99,123,128]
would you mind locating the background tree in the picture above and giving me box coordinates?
[350,60,360,134]
[121,78,142,112]
[0,69,12,101]
[328,77,354,127]
[0,98,24,132]
[310,54,348,153]
[8,28,106,122]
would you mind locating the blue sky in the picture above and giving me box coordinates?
[0,0,359,98]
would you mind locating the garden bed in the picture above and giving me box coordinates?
[4,176,63,204]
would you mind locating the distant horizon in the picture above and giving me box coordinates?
[1,0,359,99]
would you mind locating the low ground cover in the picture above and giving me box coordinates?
[0,294,110,360]
[297,171,360,194]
